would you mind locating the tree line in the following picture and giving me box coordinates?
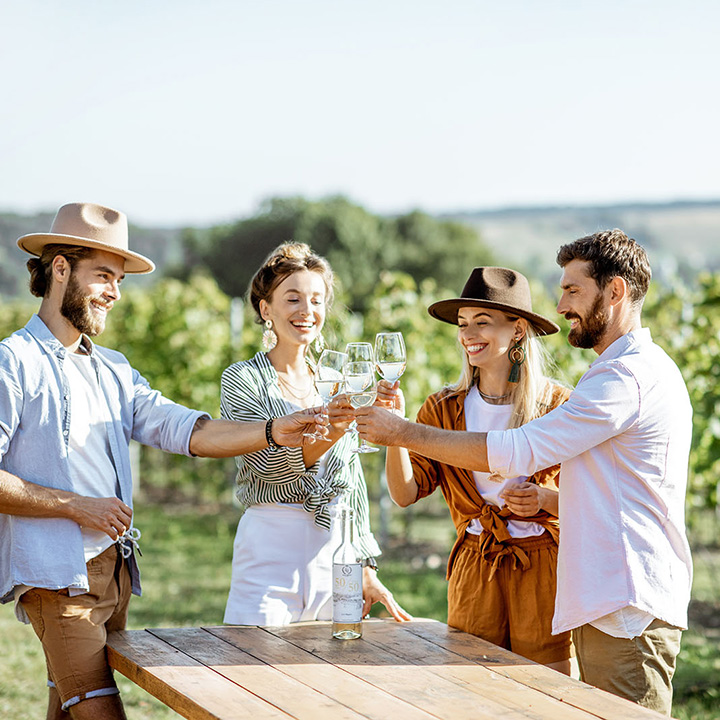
[0,196,717,533]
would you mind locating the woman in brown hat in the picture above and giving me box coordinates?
[378,266,573,673]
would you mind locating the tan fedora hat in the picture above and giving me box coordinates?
[17,202,155,274]
[428,266,559,336]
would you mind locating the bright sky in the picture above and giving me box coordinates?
[1,0,718,226]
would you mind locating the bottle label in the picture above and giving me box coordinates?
[332,562,363,623]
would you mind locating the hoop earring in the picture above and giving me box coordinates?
[507,338,525,383]
[313,332,325,354]
[262,319,277,351]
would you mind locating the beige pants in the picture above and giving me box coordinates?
[573,619,682,716]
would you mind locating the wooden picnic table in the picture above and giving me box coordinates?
[107,618,668,720]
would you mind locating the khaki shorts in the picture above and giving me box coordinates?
[448,531,572,665]
[573,619,682,716]
[19,544,131,711]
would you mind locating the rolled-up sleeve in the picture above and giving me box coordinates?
[131,369,209,456]
[488,362,640,478]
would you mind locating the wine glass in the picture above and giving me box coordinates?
[303,350,347,442]
[374,332,406,383]
[344,360,379,454]
[344,342,374,364]
[343,343,374,435]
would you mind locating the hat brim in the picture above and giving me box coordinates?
[427,298,559,336]
[17,233,155,274]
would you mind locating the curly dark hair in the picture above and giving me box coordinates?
[556,229,651,304]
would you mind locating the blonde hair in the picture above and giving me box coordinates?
[248,242,335,322]
[451,318,559,428]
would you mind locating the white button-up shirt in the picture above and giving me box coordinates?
[487,328,693,635]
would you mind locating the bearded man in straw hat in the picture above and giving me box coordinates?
[0,202,325,720]
[353,230,693,716]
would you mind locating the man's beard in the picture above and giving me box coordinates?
[60,274,107,337]
[567,292,609,349]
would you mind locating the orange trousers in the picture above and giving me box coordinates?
[447,531,572,664]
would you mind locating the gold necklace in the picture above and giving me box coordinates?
[477,386,511,404]
[277,373,315,400]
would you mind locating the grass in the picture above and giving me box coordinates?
[0,498,717,719]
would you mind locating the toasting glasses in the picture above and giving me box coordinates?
[303,350,347,442]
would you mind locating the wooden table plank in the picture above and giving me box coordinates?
[107,629,290,720]
[108,620,669,720]
[359,621,599,720]
[149,627,366,720]
[269,620,573,720]
[401,619,667,720]
[206,625,437,720]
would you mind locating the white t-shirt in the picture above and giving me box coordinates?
[464,386,545,539]
[64,351,120,562]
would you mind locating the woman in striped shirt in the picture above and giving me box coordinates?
[221,242,410,626]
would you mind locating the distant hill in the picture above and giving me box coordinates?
[442,200,720,286]
[2,200,718,298]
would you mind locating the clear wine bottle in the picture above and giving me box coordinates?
[332,504,363,640]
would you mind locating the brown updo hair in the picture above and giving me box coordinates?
[27,244,95,298]
[248,242,335,322]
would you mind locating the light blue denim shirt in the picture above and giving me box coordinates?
[0,315,209,611]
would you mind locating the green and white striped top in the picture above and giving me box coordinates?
[220,351,381,560]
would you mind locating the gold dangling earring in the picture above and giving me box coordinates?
[507,337,525,383]
[262,319,277,351]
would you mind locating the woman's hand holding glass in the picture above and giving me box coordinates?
[304,350,347,442]
[375,379,405,415]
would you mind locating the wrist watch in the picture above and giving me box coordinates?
[362,557,379,571]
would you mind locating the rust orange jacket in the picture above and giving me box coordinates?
[408,383,570,580]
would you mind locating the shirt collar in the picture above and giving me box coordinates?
[591,327,652,367]
[25,314,95,357]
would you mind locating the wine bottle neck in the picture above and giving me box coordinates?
[341,506,354,545]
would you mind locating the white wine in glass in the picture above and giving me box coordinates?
[343,342,374,435]
[374,332,406,383]
[344,360,379,454]
[304,350,347,442]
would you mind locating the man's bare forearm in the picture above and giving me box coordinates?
[0,470,132,539]
[0,470,79,517]
[189,418,268,457]
[394,419,491,472]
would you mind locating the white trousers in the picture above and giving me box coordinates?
[223,502,341,625]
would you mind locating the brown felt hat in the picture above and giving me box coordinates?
[17,202,155,274]
[428,266,559,336]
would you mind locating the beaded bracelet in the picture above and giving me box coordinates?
[265,417,280,451]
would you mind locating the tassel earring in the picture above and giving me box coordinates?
[507,338,525,383]
[262,319,277,351]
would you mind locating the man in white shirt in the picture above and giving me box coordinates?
[355,229,692,715]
